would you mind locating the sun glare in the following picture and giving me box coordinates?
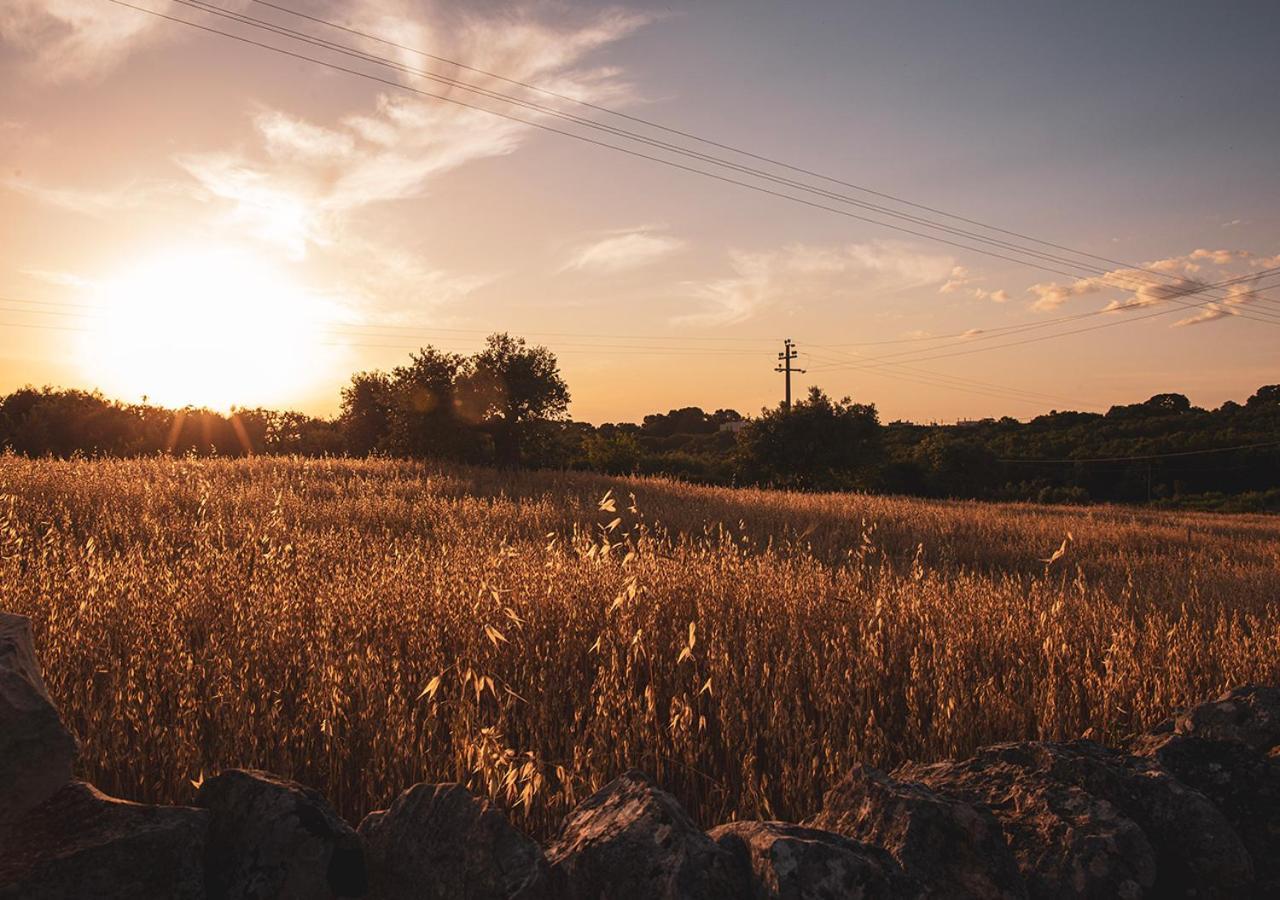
[80,247,333,411]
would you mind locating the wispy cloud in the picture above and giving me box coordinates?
[0,0,180,82]
[174,153,323,261]
[562,229,683,273]
[256,110,356,163]
[170,2,654,257]
[677,241,956,327]
[20,268,96,289]
[0,174,181,217]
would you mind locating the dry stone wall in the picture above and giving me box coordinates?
[2,610,1277,899]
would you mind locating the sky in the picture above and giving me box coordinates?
[1,0,1278,424]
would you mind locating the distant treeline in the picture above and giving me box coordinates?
[2,333,1277,510]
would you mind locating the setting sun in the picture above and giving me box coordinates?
[78,247,332,411]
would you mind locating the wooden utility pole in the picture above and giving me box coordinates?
[775,338,805,410]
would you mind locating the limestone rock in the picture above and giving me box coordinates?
[196,768,367,899]
[897,740,1253,899]
[1132,730,1280,897]
[358,782,549,899]
[1160,685,1280,754]
[0,780,207,899]
[0,612,78,826]
[546,769,748,899]
[710,819,909,899]
[804,764,1025,899]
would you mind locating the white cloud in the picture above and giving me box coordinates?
[938,265,1008,303]
[0,174,180,217]
[256,110,355,163]
[1174,283,1267,327]
[1189,248,1250,266]
[677,241,956,327]
[1028,277,1105,311]
[0,0,180,81]
[939,266,973,294]
[175,153,321,260]
[1021,247,1273,326]
[324,232,492,321]
[169,2,654,257]
[21,268,96,289]
[562,230,683,273]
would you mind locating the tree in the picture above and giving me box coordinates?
[1247,385,1280,408]
[735,387,882,489]
[385,348,480,460]
[339,370,394,455]
[911,434,1001,498]
[583,431,642,474]
[459,333,569,467]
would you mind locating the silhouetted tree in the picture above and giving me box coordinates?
[736,387,882,490]
[385,348,482,460]
[459,333,569,467]
[339,371,394,455]
[583,431,642,474]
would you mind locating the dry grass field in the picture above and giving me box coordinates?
[2,454,1278,837]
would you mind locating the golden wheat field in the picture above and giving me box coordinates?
[2,454,1278,836]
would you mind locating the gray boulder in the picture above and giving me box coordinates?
[804,764,1025,899]
[0,612,78,827]
[0,780,208,899]
[897,740,1253,899]
[1156,685,1280,753]
[710,819,908,899]
[546,769,748,899]
[1133,729,1280,897]
[358,782,549,899]
[196,768,367,899]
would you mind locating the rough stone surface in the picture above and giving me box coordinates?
[0,780,208,900]
[358,782,549,899]
[0,612,78,826]
[1132,730,1280,897]
[804,764,1025,899]
[196,768,367,899]
[710,819,909,899]
[1156,685,1280,754]
[897,740,1253,899]
[546,769,748,900]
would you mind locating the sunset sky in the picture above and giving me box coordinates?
[2,0,1278,423]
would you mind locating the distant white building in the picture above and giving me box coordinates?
[719,420,749,434]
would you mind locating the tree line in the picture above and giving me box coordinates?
[2,333,1277,510]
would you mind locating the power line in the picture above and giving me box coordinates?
[246,0,1280,307]
[800,348,1088,408]
[35,0,1277,414]
[0,303,1088,409]
[110,0,1280,318]
[0,291,1152,350]
[804,268,1280,373]
[175,0,1280,313]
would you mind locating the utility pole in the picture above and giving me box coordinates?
[775,338,805,410]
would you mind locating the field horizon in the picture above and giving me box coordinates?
[4,454,1279,838]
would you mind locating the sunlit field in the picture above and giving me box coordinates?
[3,455,1278,837]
